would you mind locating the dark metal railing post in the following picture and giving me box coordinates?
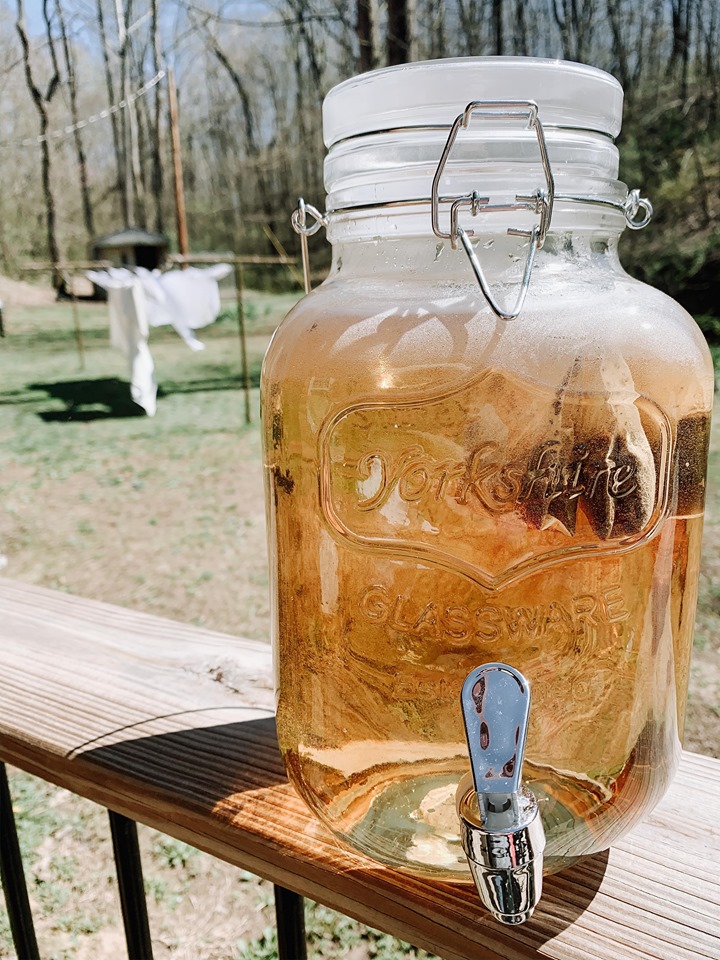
[0,762,40,960]
[108,810,154,960]
[274,884,307,960]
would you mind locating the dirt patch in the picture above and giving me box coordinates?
[0,273,56,307]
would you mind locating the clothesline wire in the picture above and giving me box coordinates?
[6,70,165,149]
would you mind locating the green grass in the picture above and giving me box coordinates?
[236,903,435,960]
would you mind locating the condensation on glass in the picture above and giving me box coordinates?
[261,58,714,882]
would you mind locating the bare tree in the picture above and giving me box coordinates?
[606,0,631,89]
[113,0,147,225]
[695,0,719,117]
[16,0,62,276]
[456,0,484,55]
[285,0,327,93]
[357,0,379,71]
[388,0,416,64]
[150,0,165,232]
[96,0,126,223]
[668,0,694,100]
[492,0,504,54]
[551,0,597,62]
[200,24,277,228]
[55,0,94,238]
[422,0,447,58]
[513,0,530,54]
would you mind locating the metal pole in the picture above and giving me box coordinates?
[0,763,40,960]
[69,271,85,369]
[234,261,252,425]
[108,810,154,960]
[167,67,189,268]
[274,885,307,960]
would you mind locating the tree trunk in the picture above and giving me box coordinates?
[97,0,127,224]
[551,0,574,59]
[150,0,164,232]
[16,0,62,282]
[388,0,415,64]
[606,0,631,90]
[127,41,147,227]
[512,0,529,55]
[456,0,483,56]
[492,0,504,54]
[426,0,447,58]
[113,0,136,224]
[55,0,94,238]
[357,0,378,71]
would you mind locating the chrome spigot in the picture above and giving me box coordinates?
[457,662,545,925]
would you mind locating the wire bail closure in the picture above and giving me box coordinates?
[291,100,654,312]
[431,100,554,321]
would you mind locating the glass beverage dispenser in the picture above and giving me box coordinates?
[262,58,713,923]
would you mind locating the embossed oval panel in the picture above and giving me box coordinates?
[319,370,672,589]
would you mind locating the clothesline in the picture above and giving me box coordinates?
[6,71,165,149]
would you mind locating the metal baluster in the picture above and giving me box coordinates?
[108,811,154,960]
[274,885,307,960]
[0,762,40,960]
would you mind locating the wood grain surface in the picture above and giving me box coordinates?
[1,577,718,960]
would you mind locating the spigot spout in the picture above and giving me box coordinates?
[457,662,546,925]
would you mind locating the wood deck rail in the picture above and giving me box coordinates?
[1,576,719,960]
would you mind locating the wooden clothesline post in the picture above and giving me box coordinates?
[168,253,295,426]
[21,260,113,369]
[69,276,85,371]
[234,262,251,426]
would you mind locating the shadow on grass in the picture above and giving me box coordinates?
[8,372,263,421]
[31,378,154,420]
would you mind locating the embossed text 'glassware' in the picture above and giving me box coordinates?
[261,58,713,879]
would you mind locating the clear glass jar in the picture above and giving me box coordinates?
[261,58,713,880]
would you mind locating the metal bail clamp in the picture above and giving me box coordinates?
[291,198,328,294]
[431,100,556,321]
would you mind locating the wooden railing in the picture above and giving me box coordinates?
[1,577,719,960]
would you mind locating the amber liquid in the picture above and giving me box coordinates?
[265,363,710,878]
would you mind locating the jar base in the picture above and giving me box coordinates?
[320,768,593,879]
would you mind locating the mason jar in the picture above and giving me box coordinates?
[261,58,713,890]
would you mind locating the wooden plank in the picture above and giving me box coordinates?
[0,577,718,960]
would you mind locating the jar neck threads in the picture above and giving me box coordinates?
[326,230,624,284]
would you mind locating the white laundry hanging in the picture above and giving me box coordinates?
[87,269,157,416]
[135,264,233,350]
[87,264,232,415]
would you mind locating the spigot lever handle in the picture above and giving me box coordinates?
[457,662,545,925]
[461,662,531,819]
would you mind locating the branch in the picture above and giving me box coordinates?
[182,0,341,29]
[187,7,259,156]
[15,0,45,116]
[41,0,62,102]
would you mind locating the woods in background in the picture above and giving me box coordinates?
[1,0,719,316]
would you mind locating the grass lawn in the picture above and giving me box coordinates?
[0,291,301,640]
[0,292,718,958]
